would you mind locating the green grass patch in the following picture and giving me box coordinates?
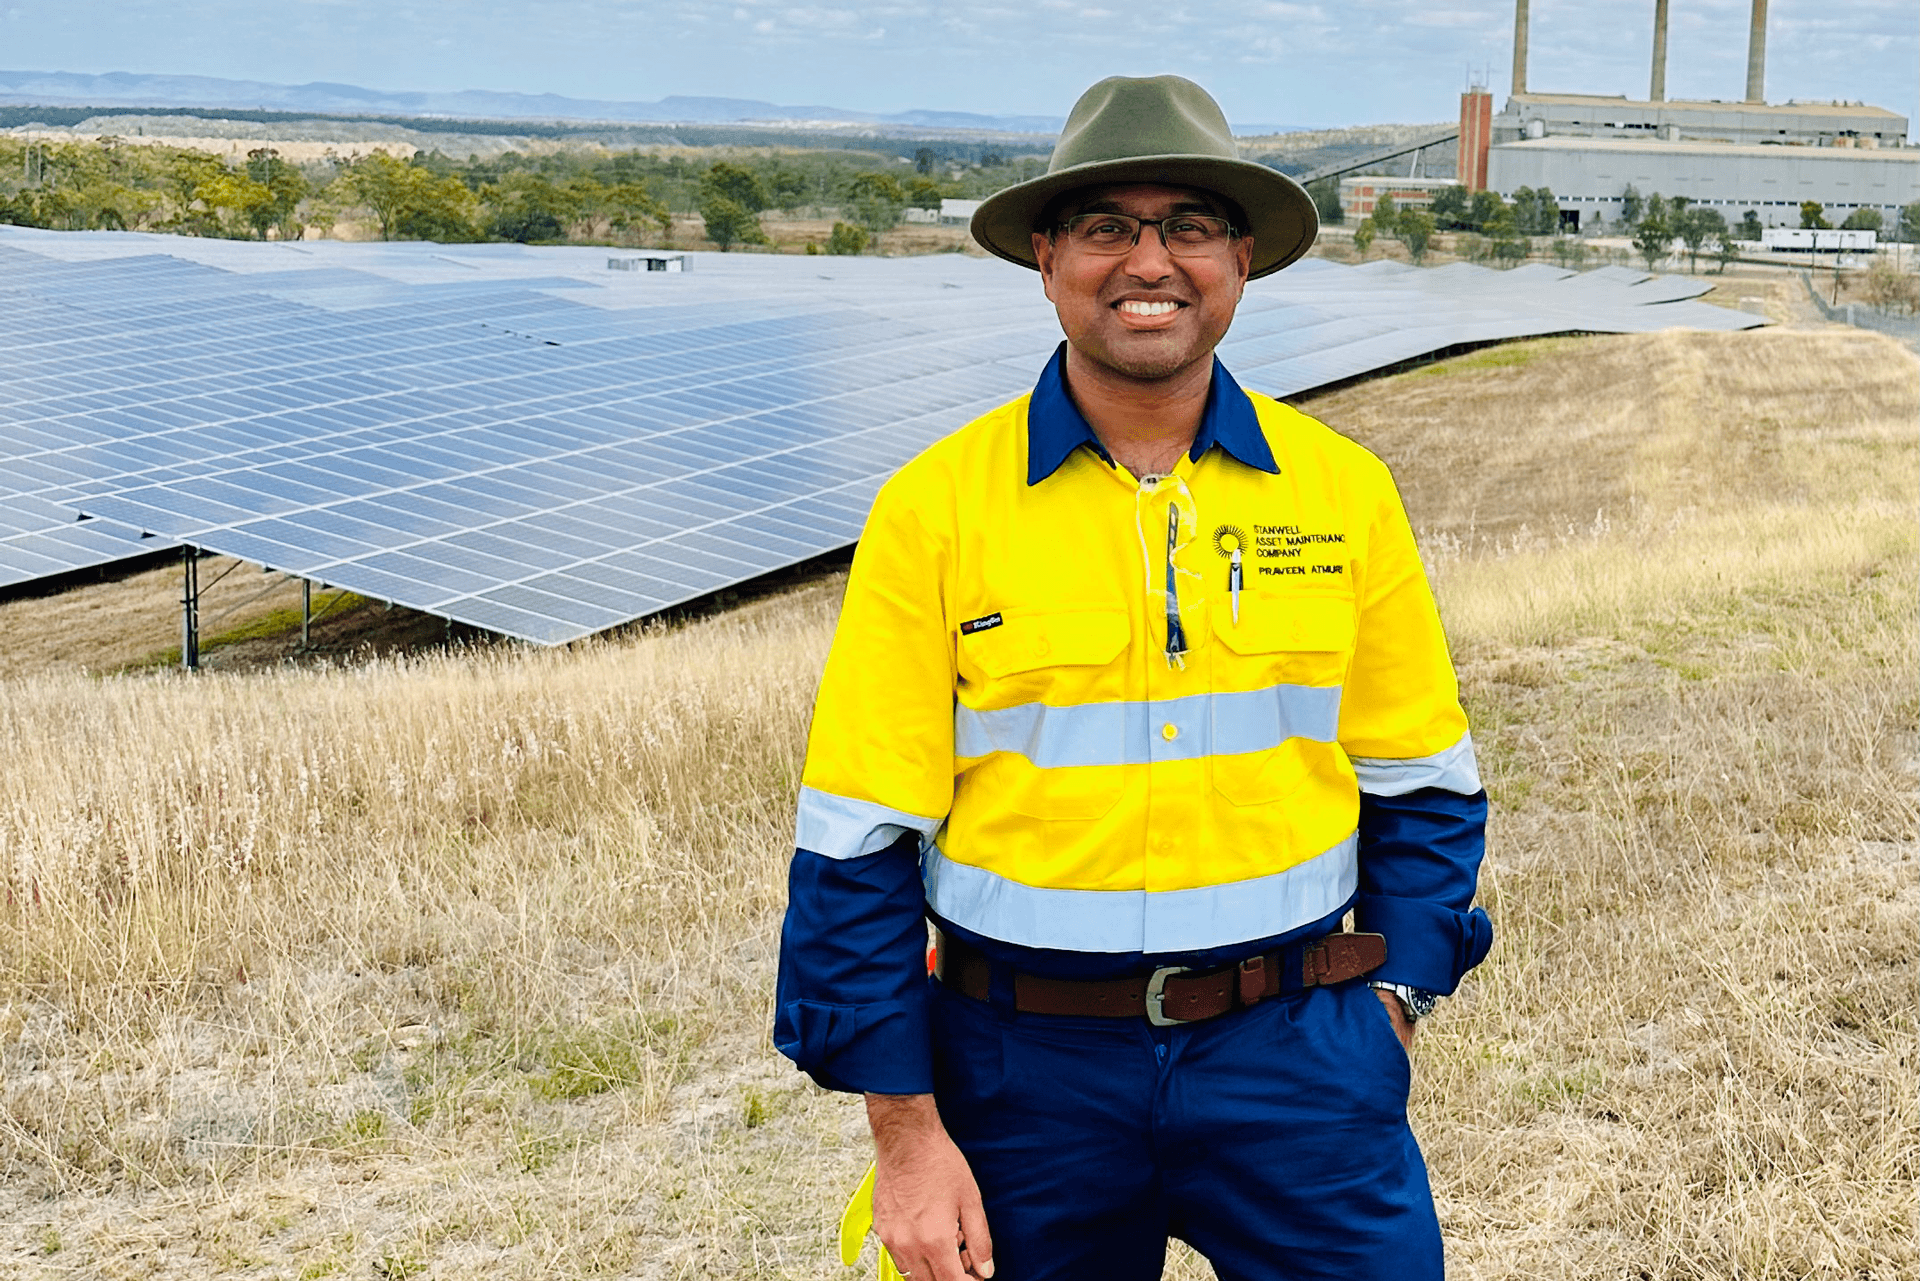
[507,1119,580,1173]
[399,1014,686,1127]
[1407,337,1574,378]
[522,1015,680,1101]
[1515,1061,1606,1109]
[121,593,370,671]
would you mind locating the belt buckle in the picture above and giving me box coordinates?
[1144,965,1194,1027]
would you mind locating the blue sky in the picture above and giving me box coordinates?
[3,0,1913,129]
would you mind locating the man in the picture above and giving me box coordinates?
[775,75,1491,1281]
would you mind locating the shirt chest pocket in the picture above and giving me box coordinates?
[956,610,1130,820]
[1208,594,1354,807]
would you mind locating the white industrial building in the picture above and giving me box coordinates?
[1487,135,1918,229]
[1493,95,1908,149]
[1463,0,1915,229]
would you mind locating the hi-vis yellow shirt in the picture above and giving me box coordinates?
[795,351,1477,956]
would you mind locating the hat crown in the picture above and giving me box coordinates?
[1050,75,1241,175]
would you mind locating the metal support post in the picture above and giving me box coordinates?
[302,579,312,650]
[181,548,201,671]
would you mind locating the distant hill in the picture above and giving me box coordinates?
[0,69,1073,133]
[0,69,1310,137]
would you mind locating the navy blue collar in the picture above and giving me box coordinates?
[1025,342,1279,486]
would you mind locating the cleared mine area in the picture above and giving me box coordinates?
[1,323,1913,1279]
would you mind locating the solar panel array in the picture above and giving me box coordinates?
[0,228,1762,643]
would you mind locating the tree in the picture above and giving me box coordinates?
[907,177,944,210]
[1522,187,1561,235]
[1396,209,1435,263]
[765,166,810,213]
[1900,203,1920,244]
[1712,231,1740,273]
[393,172,480,241]
[1839,207,1882,233]
[700,194,767,251]
[482,172,576,242]
[340,152,420,240]
[603,180,671,243]
[1306,177,1344,226]
[701,162,769,214]
[1370,192,1397,227]
[164,149,230,234]
[1739,210,1764,241]
[238,148,309,240]
[1351,222,1375,259]
[194,170,274,239]
[1550,236,1588,269]
[1675,207,1725,273]
[1490,234,1529,265]
[913,147,937,176]
[844,171,906,237]
[1510,186,1559,235]
[1468,189,1506,233]
[337,152,478,241]
[1633,207,1672,271]
[1619,185,1643,226]
[826,221,869,255]
[1799,200,1831,230]
[1429,185,1469,230]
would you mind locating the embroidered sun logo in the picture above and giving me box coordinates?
[1212,523,1248,558]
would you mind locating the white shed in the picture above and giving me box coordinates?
[940,199,984,225]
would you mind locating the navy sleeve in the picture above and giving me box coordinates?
[773,833,933,1095]
[1353,786,1493,995]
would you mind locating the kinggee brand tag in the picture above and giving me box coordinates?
[959,612,1004,635]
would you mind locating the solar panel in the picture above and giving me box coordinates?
[1,227,1759,643]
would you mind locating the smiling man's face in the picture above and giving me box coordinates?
[1031,182,1254,383]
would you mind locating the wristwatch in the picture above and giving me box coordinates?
[1370,981,1441,1022]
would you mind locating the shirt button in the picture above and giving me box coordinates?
[1161,722,1179,741]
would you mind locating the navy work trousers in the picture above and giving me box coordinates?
[930,975,1443,1281]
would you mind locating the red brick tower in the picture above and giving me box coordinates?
[1458,89,1493,192]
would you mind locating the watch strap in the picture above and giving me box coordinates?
[1370,980,1440,1022]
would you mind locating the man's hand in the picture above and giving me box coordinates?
[1373,987,1417,1052]
[865,1093,994,1281]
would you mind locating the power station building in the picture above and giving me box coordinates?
[1458,0,1916,229]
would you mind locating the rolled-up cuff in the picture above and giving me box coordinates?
[774,993,934,1095]
[1353,894,1493,995]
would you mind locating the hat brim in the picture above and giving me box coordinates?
[969,155,1319,281]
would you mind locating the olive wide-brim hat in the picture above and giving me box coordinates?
[970,75,1318,281]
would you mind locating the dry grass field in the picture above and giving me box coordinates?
[1,322,1913,1280]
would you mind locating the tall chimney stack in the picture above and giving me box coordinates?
[1512,0,1529,96]
[1745,0,1768,103]
[1649,0,1669,101]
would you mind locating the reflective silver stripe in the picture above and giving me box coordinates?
[795,786,944,861]
[1350,733,1481,797]
[954,684,1342,768]
[922,834,1358,954]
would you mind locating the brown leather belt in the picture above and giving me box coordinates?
[932,926,1386,1027]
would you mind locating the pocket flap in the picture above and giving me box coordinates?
[962,610,1129,678]
[1215,594,1355,656]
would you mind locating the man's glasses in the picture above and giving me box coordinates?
[1056,213,1238,257]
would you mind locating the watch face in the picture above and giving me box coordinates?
[1404,990,1441,1021]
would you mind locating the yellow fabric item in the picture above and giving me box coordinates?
[839,1162,907,1280]
[798,389,1469,955]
